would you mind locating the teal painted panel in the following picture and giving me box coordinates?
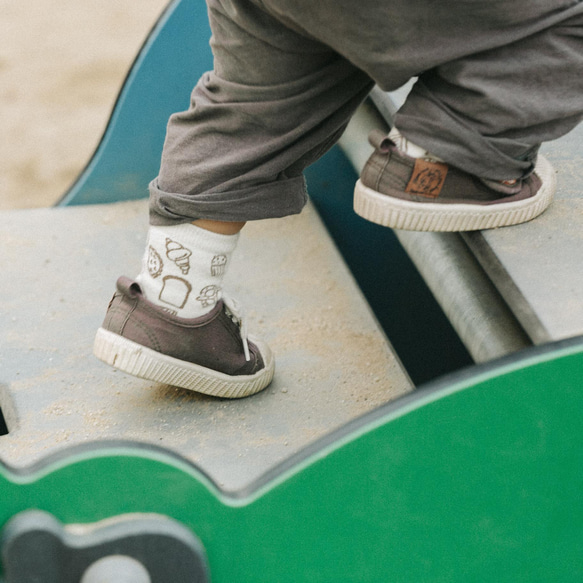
[1,338,582,581]
[58,0,212,206]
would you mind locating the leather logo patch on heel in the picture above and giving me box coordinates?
[405,159,448,198]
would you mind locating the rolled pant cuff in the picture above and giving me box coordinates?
[148,176,309,225]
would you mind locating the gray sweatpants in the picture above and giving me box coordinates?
[150,0,583,225]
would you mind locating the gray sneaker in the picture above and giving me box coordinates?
[354,129,555,231]
[94,277,274,398]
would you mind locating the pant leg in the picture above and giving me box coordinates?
[396,6,583,180]
[259,0,583,180]
[150,0,373,225]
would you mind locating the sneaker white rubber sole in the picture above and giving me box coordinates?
[94,327,275,399]
[353,154,556,232]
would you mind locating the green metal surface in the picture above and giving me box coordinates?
[1,338,582,582]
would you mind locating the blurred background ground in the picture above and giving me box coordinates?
[0,0,169,209]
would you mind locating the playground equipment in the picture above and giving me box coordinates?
[1,0,582,580]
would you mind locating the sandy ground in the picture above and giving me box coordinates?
[0,0,169,209]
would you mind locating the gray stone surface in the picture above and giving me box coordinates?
[0,200,411,489]
[463,124,583,344]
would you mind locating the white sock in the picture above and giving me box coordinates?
[389,127,444,162]
[136,223,239,318]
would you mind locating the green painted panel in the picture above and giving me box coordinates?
[1,339,582,581]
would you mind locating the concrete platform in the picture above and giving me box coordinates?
[0,200,412,489]
[463,124,583,344]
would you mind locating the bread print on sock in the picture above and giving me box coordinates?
[159,275,192,309]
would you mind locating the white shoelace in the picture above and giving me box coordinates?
[222,294,251,362]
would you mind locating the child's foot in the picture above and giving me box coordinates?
[354,129,555,232]
[94,277,274,398]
